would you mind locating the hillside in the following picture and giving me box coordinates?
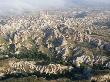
[0,9,110,81]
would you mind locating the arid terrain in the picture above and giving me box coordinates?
[0,8,110,82]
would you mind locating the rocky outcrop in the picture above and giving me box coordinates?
[0,10,110,81]
[0,14,109,59]
[0,60,73,79]
[72,54,108,67]
[91,74,110,82]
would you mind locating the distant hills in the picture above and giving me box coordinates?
[0,0,110,16]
